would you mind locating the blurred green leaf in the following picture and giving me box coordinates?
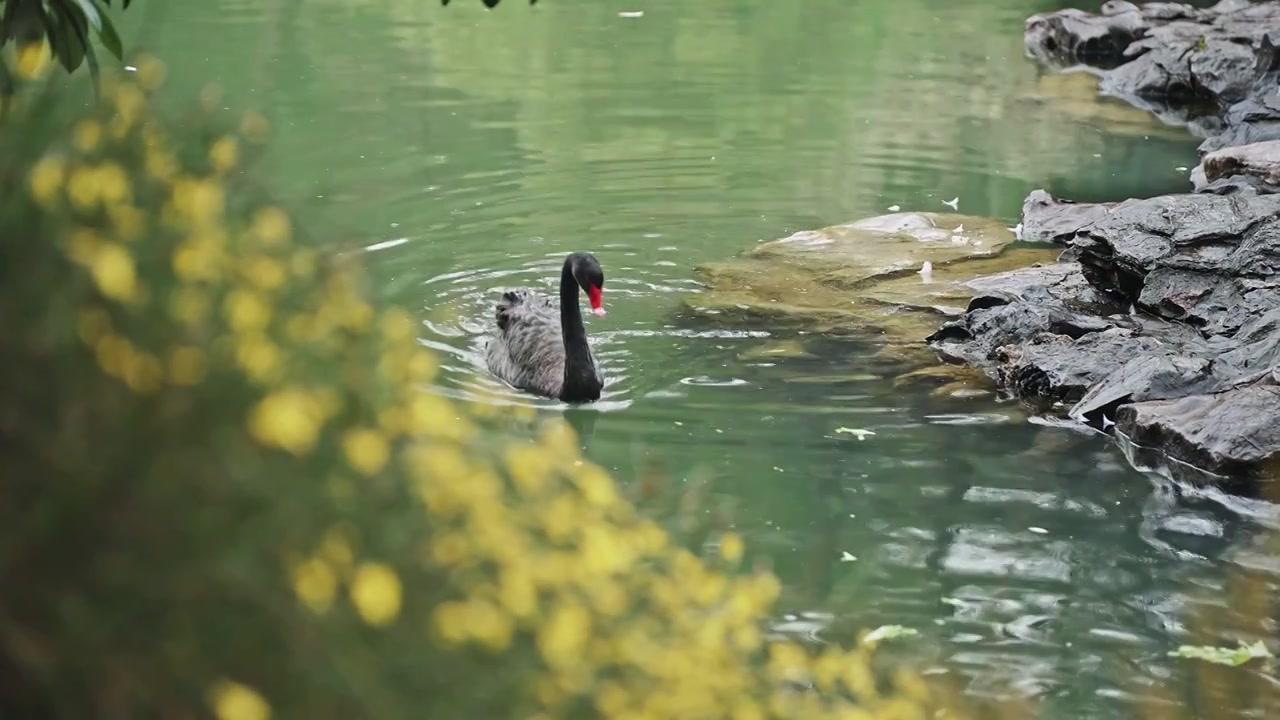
[91,4,122,60]
[1169,641,1273,666]
[46,4,88,74]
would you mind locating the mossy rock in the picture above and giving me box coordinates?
[683,213,1058,347]
[892,364,992,391]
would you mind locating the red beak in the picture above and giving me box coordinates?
[587,285,605,317]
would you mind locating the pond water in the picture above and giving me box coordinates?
[124,0,1279,717]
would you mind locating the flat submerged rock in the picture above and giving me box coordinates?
[685,211,1044,333]
[683,211,1049,385]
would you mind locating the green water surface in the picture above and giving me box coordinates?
[116,0,1279,717]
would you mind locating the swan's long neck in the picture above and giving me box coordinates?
[559,260,598,398]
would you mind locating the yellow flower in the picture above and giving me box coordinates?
[96,163,132,205]
[66,166,101,211]
[349,562,402,627]
[224,289,272,333]
[289,248,316,278]
[342,428,390,476]
[173,233,227,282]
[248,389,326,455]
[319,526,356,570]
[537,601,591,669]
[462,598,515,651]
[573,463,619,509]
[498,566,539,620]
[431,601,469,645]
[209,136,239,174]
[94,333,131,378]
[719,532,744,564]
[406,393,454,435]
[135,55,167,91]
[112,83,147,127]
[235,335,282,384]
[379,309,415,343]
[290,557,337,614]
[73,121,103,153]
[250,207,290,246]
[208,680,271,720]
[123,351,165,394]
[13,40,51,80]
[145,149,178,181]
[167,346,209,386]
[28,155,65,207]
[172,177,225,225]
[242,256,286,291]
[90,243,138,303]
[504,443,550,496]
[77,308,112,346]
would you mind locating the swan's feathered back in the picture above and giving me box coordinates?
[485,289,569,398]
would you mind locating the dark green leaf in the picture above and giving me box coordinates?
[92,3,123,60]
[0,57,13,101]
[0,0,45,47]
[84,38,101,98]
[48,3,89,74]
[72,0,104,33]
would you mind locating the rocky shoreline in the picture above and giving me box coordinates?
[927,0,1280,490]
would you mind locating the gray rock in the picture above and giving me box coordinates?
[1115,375,1280,481]
[1020,189,1120,244]
[1195,139,1280,192]
[927,189,1280,487]
[1025,1,1280,183]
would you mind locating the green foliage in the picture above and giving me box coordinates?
[0,0,131,94]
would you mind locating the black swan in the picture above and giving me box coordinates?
[484,252,606,402]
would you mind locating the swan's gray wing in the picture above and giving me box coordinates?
[485,290,565,397]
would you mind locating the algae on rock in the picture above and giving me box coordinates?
[684,212,1054,352]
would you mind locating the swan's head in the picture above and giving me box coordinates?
[569,251,606,317]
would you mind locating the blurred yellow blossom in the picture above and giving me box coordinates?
[112,83,147,126]
[13,40,51,80]
[248,389,326,455]
[66,166,101,211]
[77,308,112,345]
[320,526,356,571]
[123,351,165,394]
[250,207,290,246]
[720,532,745,564]
[209,680,271,720]
[28,155,65,207]
[349,562,402,626]
[224,289,272,332]
[241,256,286,291]
[235,334,283,384]
[537,601,591,669]
[96,163,132,205]
[135,54,167,91]
[74,121,103,153]
[89,243,138,303]
[342,428,390,476]
[209,136,239,173]
[290,557,337,614]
